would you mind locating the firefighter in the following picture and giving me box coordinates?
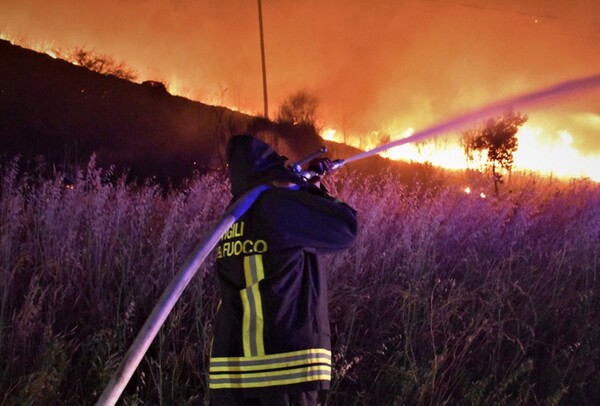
[209,134,358,406]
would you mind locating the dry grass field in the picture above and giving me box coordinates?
[1,158,598,405]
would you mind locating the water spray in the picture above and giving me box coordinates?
[341,73,600,166]
[96,73,600,405]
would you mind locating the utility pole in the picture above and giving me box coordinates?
[257,0,268,118]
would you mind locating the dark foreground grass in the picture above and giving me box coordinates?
[1,158,599,405]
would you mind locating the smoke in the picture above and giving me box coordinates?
[1,0,599,150]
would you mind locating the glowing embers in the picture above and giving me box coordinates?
[464,187,486,199]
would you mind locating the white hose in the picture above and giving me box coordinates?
[96,184,271,406]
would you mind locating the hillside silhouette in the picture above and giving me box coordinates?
[0,39,423,184]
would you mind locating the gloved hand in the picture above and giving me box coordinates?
[308,157,335,175]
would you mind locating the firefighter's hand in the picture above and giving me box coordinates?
[308,157,336,175]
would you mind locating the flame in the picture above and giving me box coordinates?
[321,122,599,182]
[321,126,473,169]
[322,128,337,141]
[164,76,190,98]
[378,128,470,170]
[514,125,600,181]
[3,35,60,60]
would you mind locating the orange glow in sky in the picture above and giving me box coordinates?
[1,0,599,179]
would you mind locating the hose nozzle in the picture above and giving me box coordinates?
[295,159,345,181]
[289,147,328,173]
[289,147,346,181]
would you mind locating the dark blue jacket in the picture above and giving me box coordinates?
[209,135,357,398]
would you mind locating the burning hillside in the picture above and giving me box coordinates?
[2,0,598,181]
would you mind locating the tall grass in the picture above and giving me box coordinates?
[0,157,226,405]
[325,172,600,405]
[1,159,598,405]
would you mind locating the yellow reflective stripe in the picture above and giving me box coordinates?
[253,283,265,355]
[210,355,332,373]
[209,365,331,389]
[241,255,265,357]
[243,255,265,286]
[210,348,332,372]
[209,349,332,389]
[243,256,253,287]
[211,348,331,365]
[240,289,252,356]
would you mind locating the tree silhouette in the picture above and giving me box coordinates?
[275,90,320,130]
[462,111,528,195]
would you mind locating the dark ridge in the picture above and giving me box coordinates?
[0,39,252,183]
[0,39,431,186]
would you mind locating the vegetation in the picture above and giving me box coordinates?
[1,158,599,405]
[276,90,320,130]
[57,47,138,81]
[462,111,528,195]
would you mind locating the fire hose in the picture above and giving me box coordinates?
[95,184,271,406]
[96,73,599,405]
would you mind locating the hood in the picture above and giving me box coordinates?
[226,134,297,197]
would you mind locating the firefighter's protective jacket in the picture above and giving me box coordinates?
[209,135,358,398]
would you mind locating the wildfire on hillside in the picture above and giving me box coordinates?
[2,25,599,182]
